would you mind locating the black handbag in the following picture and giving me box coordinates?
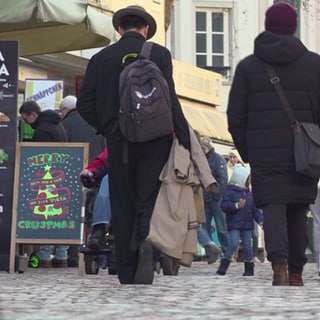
[265,63,320,178]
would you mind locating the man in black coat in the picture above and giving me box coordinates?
[20,101,67,142]
[77,5,190,284]
[19,100,68,268]
[227,2,320,286]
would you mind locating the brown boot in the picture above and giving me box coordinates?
[40,260,52,268]
[272,264,289,286]
[51,258,68,268]
[288,272,303,286]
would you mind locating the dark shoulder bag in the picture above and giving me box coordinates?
[265,63,320,178]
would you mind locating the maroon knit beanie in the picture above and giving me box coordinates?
[265,2,297,35]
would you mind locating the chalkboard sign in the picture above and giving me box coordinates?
[10,142,88,272]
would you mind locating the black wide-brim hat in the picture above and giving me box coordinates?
[112,5,157,40]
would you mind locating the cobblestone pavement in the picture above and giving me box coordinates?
[0,261,319,320]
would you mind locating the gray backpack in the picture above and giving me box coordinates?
[118,42,174,142]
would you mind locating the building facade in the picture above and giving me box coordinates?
[169,0,320,115]
[10,0,232,146]
[6,0,320,143]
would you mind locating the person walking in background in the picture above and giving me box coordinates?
[227,148,245,179]
[192,131,222,264]
[77,6,190,284]
[217,164,263,276]
[60,95,106,163]
[309,182,320,276]
[226,148,247,262]
[227,2,320,286]
[197,225,221,264]
[199,136,229,253]
[228,148,262,263]
[59,95,106,266]
[19,100,69,268]
[251,220,261,263]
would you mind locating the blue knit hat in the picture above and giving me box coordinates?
[229,164,250,189]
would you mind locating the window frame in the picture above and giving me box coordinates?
[195,7,230,70]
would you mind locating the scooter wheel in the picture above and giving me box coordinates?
[84,255,99,275]
[29,254,40,268]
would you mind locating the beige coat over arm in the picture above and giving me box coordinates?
[147,128,217,267]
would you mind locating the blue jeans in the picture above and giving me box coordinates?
[39,245,69,260]
[203,199,229,250]
[92,175,112,226]
[197,225,212,246]
[224,229,253,261]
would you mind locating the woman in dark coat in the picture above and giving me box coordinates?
[227,2,320,286]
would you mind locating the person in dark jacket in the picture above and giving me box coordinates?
[199,136,229,252]
[19,100,68,268]
[20,101,67,142]
[60,95,106,267]
[60,95,106,163]
[227,2,320,286]
[76,5,190,285]
[216,164,263,277]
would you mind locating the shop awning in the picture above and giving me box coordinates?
[180,99,232,143]
[0,0,116,56]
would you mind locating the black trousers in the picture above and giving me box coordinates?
[107,135,172,284]
[262,203,309,273]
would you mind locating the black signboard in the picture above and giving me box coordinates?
[9,142,88,272]
[0,41,18,271]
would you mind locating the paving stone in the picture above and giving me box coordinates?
[0,261,319,319]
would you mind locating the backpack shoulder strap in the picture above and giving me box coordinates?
[140,42,154,59]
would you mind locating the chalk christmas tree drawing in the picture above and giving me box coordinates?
[33,164,63,219]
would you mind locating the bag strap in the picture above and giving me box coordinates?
[265,63,297,126]
[140,41,153,59]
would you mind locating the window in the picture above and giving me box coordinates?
[195,8,230,73]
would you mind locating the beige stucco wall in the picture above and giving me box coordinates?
[173,60,222,106]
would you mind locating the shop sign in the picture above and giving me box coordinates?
[25,79,64,111]
[0,41,18,270]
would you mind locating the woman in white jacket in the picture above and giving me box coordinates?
[309,182,320,275]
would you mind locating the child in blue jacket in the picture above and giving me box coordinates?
[216,164,263,276]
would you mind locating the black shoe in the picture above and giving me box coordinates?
[134,241,154,284]
[242,261,254,276]
[67,257,79,267]
[87,224,106,250]
[216,258,230,275]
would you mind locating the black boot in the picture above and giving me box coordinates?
[134,241,154,284]
[86,223,106,250]
[216,258,230,275]
[242,261,254,276]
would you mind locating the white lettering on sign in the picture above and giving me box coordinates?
[0,63,9,76]
[0,51,9,76]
